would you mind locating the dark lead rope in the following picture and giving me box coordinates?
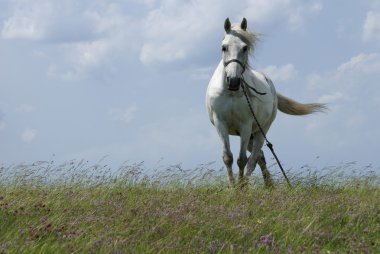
[224,58,292,187]
[242,79,267,95]
[241,82,292,187]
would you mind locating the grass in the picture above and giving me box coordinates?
[0,160,379,253]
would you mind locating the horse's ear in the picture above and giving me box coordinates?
[224,18,231,32]
[241,18,247,30]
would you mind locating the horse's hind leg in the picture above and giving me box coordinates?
[258,150,274,188]
[246,135,273,188]
[246,134,264,177]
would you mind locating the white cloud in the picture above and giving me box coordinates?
[61,39,115,80]
[2,1,139,79]
[0,109,5,130]
[317,92,347,104]
[337,53,380,74]
[188,66,214,81]
[1,1,101,42]
[243,0,323,31]
[139,0,230,64]
[306,53,380,97]
[362,10,380,43]
[70,109,219,166]
[140,44,186,64]
[2,0,324,72]
[140,0,322,64]
[58,3,143,79]
[303,59,374,97]
[108,104,137,124]
[303,52,380,152]
[139,110,218,159]
[1,0,52,40]
[262,64,297,82]
[21,128,38,143]
[346,114,366,129]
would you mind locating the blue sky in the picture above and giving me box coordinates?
[1,0,380,173]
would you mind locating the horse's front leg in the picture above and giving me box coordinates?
[214,119,235,187]
[237,124,252,186]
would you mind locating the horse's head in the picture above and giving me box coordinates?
[222,18,257,91]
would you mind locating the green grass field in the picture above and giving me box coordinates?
[0,160,379,253]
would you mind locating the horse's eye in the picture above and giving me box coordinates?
[222,45,227,52]
[242,46,248,52]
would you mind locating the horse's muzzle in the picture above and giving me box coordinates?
[227,77,241,91]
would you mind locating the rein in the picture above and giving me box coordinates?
[242,79,267,96]
[224,59,292,187]
[223,59,267,95]
[241,83,292,187]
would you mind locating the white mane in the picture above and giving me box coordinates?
[227,24,261,54]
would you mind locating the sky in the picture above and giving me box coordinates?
[1,0,380,174]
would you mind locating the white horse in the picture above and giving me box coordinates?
[206,18,326,187]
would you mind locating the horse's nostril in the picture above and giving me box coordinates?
[227,77,241,91]
[226,77,230,84]
[230,77,241,86]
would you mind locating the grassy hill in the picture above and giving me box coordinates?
[0,160,379,253]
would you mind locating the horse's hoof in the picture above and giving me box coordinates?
[237,176,249,189]
[264,180,274,189]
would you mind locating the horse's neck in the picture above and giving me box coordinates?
[209,60,226,90]
[243,66,258,81]
[244,68,276,102]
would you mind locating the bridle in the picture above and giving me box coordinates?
[223,59,246,74]
[223,58,267,96]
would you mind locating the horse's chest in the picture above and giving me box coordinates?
[211,96,252,134]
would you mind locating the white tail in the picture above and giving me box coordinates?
[277,93,327,115]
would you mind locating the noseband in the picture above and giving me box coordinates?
[223,59,266,95]
[223,59,246,74]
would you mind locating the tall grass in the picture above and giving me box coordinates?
[0,160,379,253]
